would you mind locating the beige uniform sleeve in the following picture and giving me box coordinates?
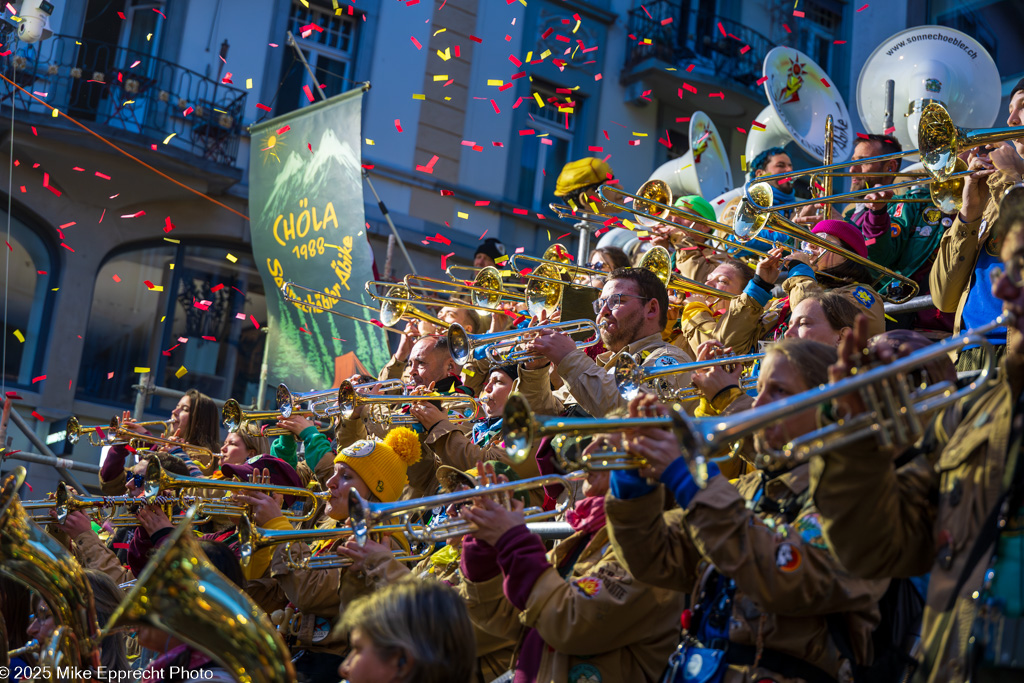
[810,438,938,579]
[782,273,824,305]
[73,531,134,585]
[604,487,703,592]
[270,541,343,614]
[426,420,540,480]
[685,476,885,617]
[459,573,526,644]
[378,356,406,382]
[929,216,983,314]
[516,365,566,416]
[715,292,767,353]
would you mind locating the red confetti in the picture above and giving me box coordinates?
[490,99,500,114]
[211,283,225,292]
[369,320,385,329]
[736,127,747,134]
[410,36,422,49]
[31,411,44,421]
[752,120,766,129]
[153,8,166,18]
[302,85,315,102]
[783,23,791,33]
[856,3,869,10]
[833,40,846,45]
[31,375,45,383]
[509,54,522,67]
[4,391,22,399]
[588,146,603,152]
[793,10,805,17]
[276,125,291,135]
[201,336,217,342]
[820,78,830,88]
[112,274,121,282]
[440,251,456,270]
[256,103,272,112]
[513,208,528,215]
[250,315,260,329]
[717,22,726,36]
[60,243,74,252]
[660,17,673,25]
[469,35,482,43]
[756,76,768,86]
[298,327,312,335]
[395,119,403,132]
[117,11,125,19]
[541,27,554,39]
[183,106,193,117]
[474,200,490,206]
[144,280,156,289]
[556,232,571,240]
[164,216,175,233]
[519,129,535,136]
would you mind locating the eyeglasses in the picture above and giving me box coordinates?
[585,261,610,272]
[592,293,643,314]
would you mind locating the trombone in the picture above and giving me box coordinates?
[507,244,597,318]
[638,246,740,300]
[503,313,1008,480]
[333,379,480,426]
[446,319,602,366]
[614,352,763,400]
[280,281,405,334]
[364,281,448,329]
[919,102,1024,181]
[401,274,524,316]
[237,516,429,570]
[733,184,921,303]
[276,379,405,419]
[105,423,217,462]
[144,458,328,522]
[347,469,587,545]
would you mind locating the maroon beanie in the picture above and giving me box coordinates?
[221,455,303,507]
[812,219,868,259]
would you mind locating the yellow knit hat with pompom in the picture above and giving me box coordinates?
[333,427,422,503]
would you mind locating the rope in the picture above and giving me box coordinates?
[2,63,15,398]
[0,72,250,222]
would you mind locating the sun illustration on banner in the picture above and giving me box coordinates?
[260,128,288,164]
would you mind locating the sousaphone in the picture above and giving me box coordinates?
[647,111,733,201]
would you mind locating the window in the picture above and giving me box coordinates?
[76,244,267,411]
[928,0,1022,79]
[0,215,55,389]
[795,0,840,72]
[517,86,583,211]
[276,1,359,115]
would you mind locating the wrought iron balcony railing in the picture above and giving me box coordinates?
[0,33,247,167]
[625,1,776,91]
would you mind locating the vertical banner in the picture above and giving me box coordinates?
[249,88,391,393]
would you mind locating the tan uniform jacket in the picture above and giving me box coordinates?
[928,171,1015,334]
[784,275,886,338]
[810,375,1016,683]
[425,419,540,481]
[460,525,686,683]
[519,332,696,417]
[606,467,887,682]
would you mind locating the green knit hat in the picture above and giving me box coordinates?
[674,194,715,222]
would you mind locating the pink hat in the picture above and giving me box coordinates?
[812,219,868,259]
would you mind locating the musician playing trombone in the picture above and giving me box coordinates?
[809,204,1024,682]
[518,267,698,417]
[605,339,889,682]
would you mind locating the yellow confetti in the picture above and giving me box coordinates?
[162,132,177,144]
[495,255,509,265]
[573,19,581,33]
[589,201,599,213]
[149,285,164,292]
[160,316,166,322]
[175,366,188,379]
[433,28,447,36]
[632,132,648,137]
[444,96,452,101]
[622,219,636,230]
[366,138,375,145]
[134,367,151,374]
[642,38,652,45]
[525,51,533,62]
[457,211,469,219]
[433,74,449,81]
[146,33,153,41]
[533,92,544,107]
[226,253,238,263]
[412,94,425,100]
[51,108,59,118]
[13,329,24,343]
[246,78,253,89]
[540,49,551,59]
[436,48,451,61]
[487,79,503,86]
[164,237,180,244]
[169,264,175,269]
[637,230,649,237]
[740,155,747,171]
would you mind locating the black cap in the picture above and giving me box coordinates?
[1013,78,1024,99]
[475,238,506,261]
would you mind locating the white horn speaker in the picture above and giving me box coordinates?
[647,111,734,200]
[857,26,1000,151]
[745,46,853,165]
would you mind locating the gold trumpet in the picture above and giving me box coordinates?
[0,467,102,669]
[104,424,217,462]
[638,246,740,300]
[334,380,480,426]
[501,244,603,318]
[364,281,448,329]
[446,319,601,366]
[102,507,296,683]
[144,458,327,522]
[237,516,429,570]
[919,102,1024,181]
[280,281,405,335]
[276,379,405,419]
[66,415,168,447]
[347,469,587,545]
[733,184,921,303]
[221,398,331,437]
[614,352,763,400]
[400,274,523,316]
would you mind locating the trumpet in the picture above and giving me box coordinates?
[919,102,1024,181]
[237,516,429,570]
[280,281,406,335]
[66,415,168,447]
[221,398,332,437]
[365,281,448,329]
[276,379,405,418]
[446,319,601,366]
[334,380,480,426]
[52,482,183,525]
[734,184,921,303]
[638,245,740,300]
[400,274,523,316]
[470,266,528,309]
[7,640,39,659]
[551,436,645,472]
[347,469,587,545]
[505,313,1008,481]
[144,458,328,522]
[503,244,604,318]
[614,352,763,400]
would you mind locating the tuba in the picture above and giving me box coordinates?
[0,467,101,669]
[103,507,296,683]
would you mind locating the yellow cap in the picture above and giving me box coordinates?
[554,157,613,197]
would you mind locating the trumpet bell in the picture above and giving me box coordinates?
[919,103,960,182]
[448,324,471,366]
[379,286,408,328]
[525,264,564,318]
[222,398,244,431]
[733,183,773,240]
[472,266,505,308]
[106,508,295,683]
[930,157,967,214]
[634,179,672,227]
[637,246,672,286]
[503,393,538,464]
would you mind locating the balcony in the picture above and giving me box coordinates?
[0,33,247,169]
[622,1,775,118]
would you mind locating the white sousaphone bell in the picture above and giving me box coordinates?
[646,111,734,201]
[745,46,853,165]
[857,25,1000,151]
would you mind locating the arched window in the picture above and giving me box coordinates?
[0,213,55,389]
[76,242,267,411]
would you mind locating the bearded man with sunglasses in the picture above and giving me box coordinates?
[518,267,697,417]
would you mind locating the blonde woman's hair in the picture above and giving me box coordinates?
[764,338,837,390]
[234,422,270,456]
[338,581,475,683]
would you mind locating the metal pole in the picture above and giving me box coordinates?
[133,372,151,421]
[575,220,591,265]
[1,450,99,474]
[525,522,574,540]
[6,409,90,490]
[255,326,271,411]
[364,170,418,275]
[883,80,895,133]
[882,294,933,315]
[286,31,327,101]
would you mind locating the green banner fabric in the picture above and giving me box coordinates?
[248,88,390,394]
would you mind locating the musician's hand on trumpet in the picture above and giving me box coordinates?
[862,187,895,212]
[792,201,839,227]
[624,396,683,481]
[408,400,446,431]
[961,149,996,222]
[276,414,317,438]
[691,341,744,403]
[988,140,1024,179]
[335,536,392,573]
[118,409,150,436]
[755,246,786,286]
[522,311,578,368]
[52,509,93,538]
[395,319,422,363]
[136,504,174,536]
[460,461,527,546]
[233,490,284,526]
